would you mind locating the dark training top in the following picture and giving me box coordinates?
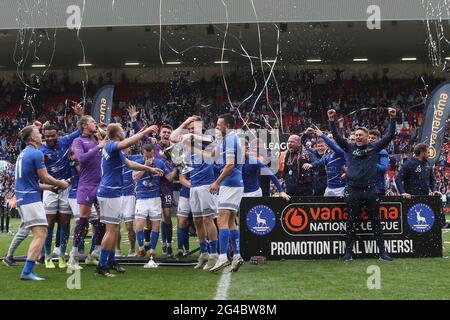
[395,157,436,195]
[328,118,395,188]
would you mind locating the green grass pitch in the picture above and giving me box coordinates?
[1,218,450,300]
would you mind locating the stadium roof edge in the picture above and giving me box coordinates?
[0,0,441,30]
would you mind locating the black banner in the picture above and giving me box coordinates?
[418,80,450,164]
[91,85,115,124]
[240,196,444,260]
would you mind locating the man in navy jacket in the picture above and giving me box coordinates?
[328,108,397,262]
[395,143,441,197]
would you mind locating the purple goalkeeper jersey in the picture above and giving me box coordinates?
[154,141,174,193]
[72,135,102,186]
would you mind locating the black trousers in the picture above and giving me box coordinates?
[344,185,385,254]
[0,206,9,233]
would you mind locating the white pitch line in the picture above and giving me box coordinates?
[214,267,232,300]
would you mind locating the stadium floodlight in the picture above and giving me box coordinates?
[31,64,46,68]
[353,58,368,62]
[445,57,450,60]
[214,60,229,64]
[78,63,93,67]
[262,59,277,63]
[307,59,321,62]
[125,62,140,66]
[401,57,417,61]
[166,61,182,65]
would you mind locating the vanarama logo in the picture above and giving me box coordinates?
[281,202,402,236]
[429,92,448,161]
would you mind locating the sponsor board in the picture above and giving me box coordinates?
[240,196,443,260]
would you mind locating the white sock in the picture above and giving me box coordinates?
[219,253,227,259]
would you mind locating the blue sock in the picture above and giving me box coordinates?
[200,241,208,253]
[219,229,230,255]
[177,227,185,251]
[60,224,70,255]
[44,225,54,258]
[161,222,167,244]
[150,231,159,250]
[183,227,190,251]
[22,259,35,275]
[230,229,240,255]
[108,250,116,265]
[136,230,144,248]
[99,248,110,268]
[210,239,218,254]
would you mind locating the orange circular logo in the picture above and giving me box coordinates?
[283,207,309,233]
[429,146,436,159]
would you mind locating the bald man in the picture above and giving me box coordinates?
[281,135,314,196]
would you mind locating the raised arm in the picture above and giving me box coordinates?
[60,129,81,146]
[327,109,350,152]
[127,105,156,144]
[60,104,84,143]
[315,126,345,156]
[170,115,200,143]
[118,126,156,150]
[373,108,397,151]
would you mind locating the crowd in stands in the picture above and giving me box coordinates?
[0,70,449,202]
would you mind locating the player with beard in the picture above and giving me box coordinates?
[40,105,83,269]
[15,125,69,280]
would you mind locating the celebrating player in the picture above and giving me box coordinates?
[68,115,108,269]
[96,124,163,276]
[15,125,70,280]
